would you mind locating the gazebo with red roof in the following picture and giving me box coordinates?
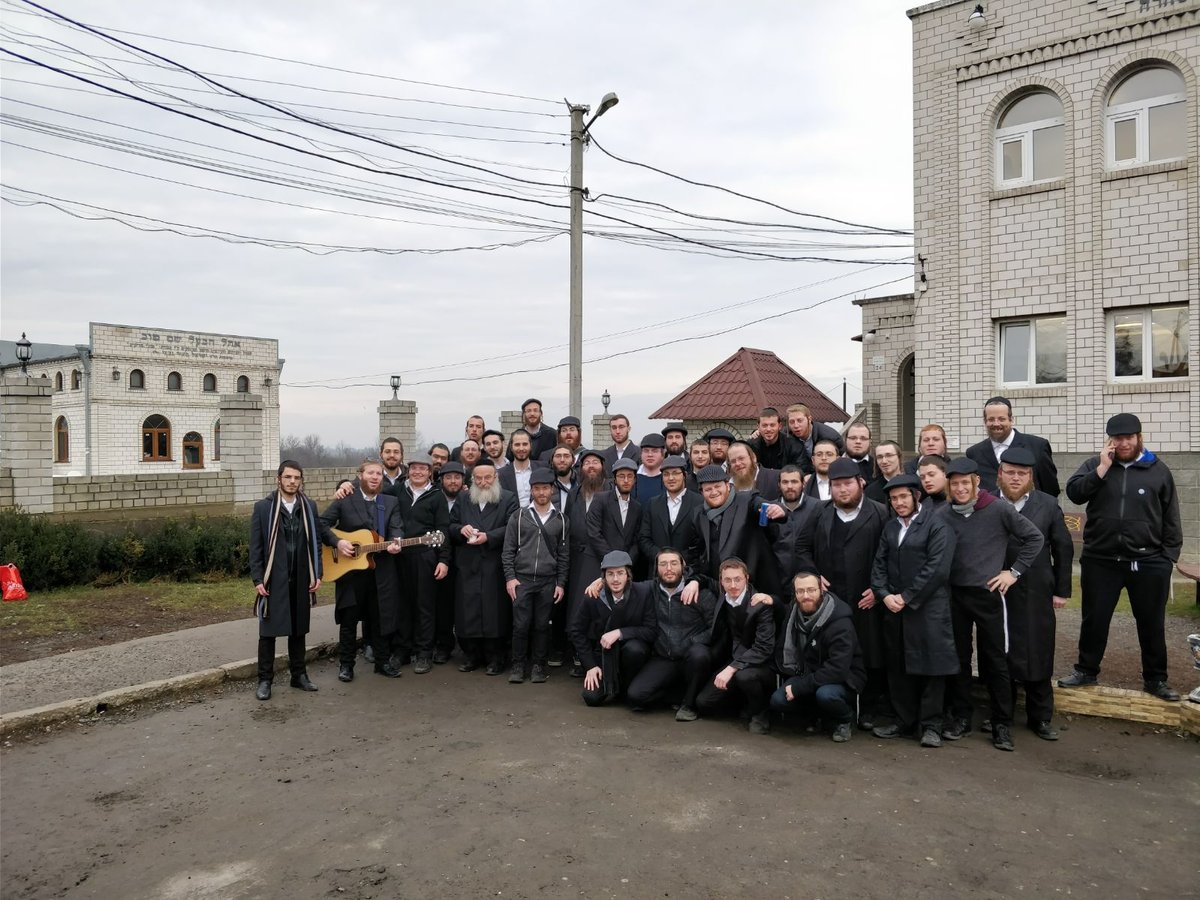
[650,347,848,440]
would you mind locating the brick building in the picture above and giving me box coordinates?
[0,323,282,476]
[856,0,1198,559]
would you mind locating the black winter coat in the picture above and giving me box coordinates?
[772,592,867,695]
[568,580,657,671]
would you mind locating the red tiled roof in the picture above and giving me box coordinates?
[650,347,848,423]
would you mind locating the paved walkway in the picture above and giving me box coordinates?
[0,605,339,716]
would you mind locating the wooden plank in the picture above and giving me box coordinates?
[1055,685,1180,728]
[1179,701,1200,738]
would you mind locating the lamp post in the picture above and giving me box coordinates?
[601,389,611,413]
[568,91,619,421]
[390,374,401,400]
[15,332,32,376]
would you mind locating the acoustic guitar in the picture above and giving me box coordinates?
[321,528,445,583]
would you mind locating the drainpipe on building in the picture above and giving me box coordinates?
[75,344,92,476]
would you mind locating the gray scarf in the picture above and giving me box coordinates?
[951,496,978,515]
[782,592,835,674]
[705,490,735,522]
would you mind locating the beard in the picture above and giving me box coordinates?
[580,471,605,494]
[469,482,501,505]
[999,481,1030,502]
[731,468,756,492]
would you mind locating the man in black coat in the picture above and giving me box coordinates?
[638,455,703,564]
[800,458,890,730]
[394,453,451,675]
[433,461,465,664]
[765,571,867,742]
[249,460,323,701]
[586,458,643,572]
[568,550,655,706]
[450,459,519,675]
[747,407,802,471]
[319,458,405,681]
[774,465,821,581]
[497,428,547,509]
[600,413,641,473]
[687,464,788,597]
[786,403,844,475]
[557,449,607,672]
[728,441,782,501]
[997,447,1073,740]
[870,474,958,747]
[964,396,1060,497]
[694,557,777,734]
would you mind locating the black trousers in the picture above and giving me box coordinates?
[459,636,507,667]
[258,635,306,682]
[511,577,557,666]
[339,576,388,668]
[695,665,775,718]
[1077,556,1172,682]
[948,585,1014,727]
[434,568,456,655]
[888,670,945,733]
[402,549,439,657]
[625,645,714,710]
[582,639,652,706]
[1013,679,1054,724]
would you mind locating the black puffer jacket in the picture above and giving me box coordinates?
[651,575,719,660]
[772,592,866,695]
[1066,451,1182,563]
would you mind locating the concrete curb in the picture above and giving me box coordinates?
[0,640,337,740]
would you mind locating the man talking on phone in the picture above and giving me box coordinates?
[1059,414,1183,701]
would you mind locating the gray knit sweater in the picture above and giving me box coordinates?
[936,492,1044,589]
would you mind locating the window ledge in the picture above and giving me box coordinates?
[990,179,1065,201]
[141,458,175,463]
[998,385,1069,399]
[1102,159,1188,182]
[1104,380,1190,394]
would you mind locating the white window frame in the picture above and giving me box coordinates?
[995,115,1064,188]
[1107,305,1189,383]
[998,315,1068,388]
[1106,91,1187,169]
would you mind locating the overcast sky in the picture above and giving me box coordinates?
[1,1,916,447]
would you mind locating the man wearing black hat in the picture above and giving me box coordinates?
[1060,413,1183,701]
[451,459,519,675]
[801,457,891,730]
[600,414,641,472]
[870,474,958,747]
[639,455,704,563]
[703,427,736,471]
[633,433,666,502]
[997,446,1073,739]
[938,457,1044,751]
[502,469,569,684]
[662,423,688,459]
[434,461,466,663]
[965,397,1060,497]
[539,416,586,465]
[396,453,452,674]
[587,458,644,572]
[557,448,607,671]
[687,464,788,596]
[569,550,656,706]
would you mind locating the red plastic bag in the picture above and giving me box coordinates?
[1,564,29,601]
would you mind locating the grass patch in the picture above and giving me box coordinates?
[1060,575,1200,621]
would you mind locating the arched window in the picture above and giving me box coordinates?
[54,416,69,463]
[142,414,171,461]
[54,372,63,392]
[129,369,145,390]
[213,420,221,461]
[995,91,1064,186]
[167,371,183,391]
[236,375,250,393]
[1107,66,1187,168]
[203,373,217,392]
[71,369,81,390]
[182,431,204,469]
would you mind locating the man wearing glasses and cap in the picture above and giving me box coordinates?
[1059,413,1183,702]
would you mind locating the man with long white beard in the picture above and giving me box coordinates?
[451,459,518,675]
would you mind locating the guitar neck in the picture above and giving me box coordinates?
[356,536,429,554]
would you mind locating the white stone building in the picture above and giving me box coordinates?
[0,323,282,476]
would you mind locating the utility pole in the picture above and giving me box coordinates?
[566,92,619,422]
[842,378,847,412]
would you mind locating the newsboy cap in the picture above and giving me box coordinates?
[1105,412,1142,436]
[695,464,729,484]
[998,447,1037,468]
[600,550,633,570]
[945,458,979,477]
[827,458,862,481]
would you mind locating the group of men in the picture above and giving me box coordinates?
[249,396,1187,751]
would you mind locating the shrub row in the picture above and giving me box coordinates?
[0,509,250,591]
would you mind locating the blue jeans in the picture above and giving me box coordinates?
[770,680,855,724]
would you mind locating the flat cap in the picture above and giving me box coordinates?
[1105,412,1142,436]
[639,433,666,449]
[439,461,465,476]
[661,455,687,470]
[696,464,729,484]
[662,422,688,437]
[600,550,633,570]
[406,453,433,468]
[703,427,736,442]
[884,473,922,493]
[611,458,638,473]
[827,458,862,481]
[529,468,556,485]
[578,448,605,464]
[945,458,979,477]
[557,416,582,429]
[999,447,1037,468]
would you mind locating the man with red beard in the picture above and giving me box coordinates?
[727,441,781,501]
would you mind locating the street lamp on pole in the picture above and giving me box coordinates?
[15,332,32,377]
[568,91,619,421]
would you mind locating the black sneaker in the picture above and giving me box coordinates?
[832,723,852,743]
[412,656,432,675]
[362,645,375,665]
[1144,681,1181,701]
[508,664,525,684]
[530,665,548,684]
[432,650,451,665]
[255,680,272,701]
[941,717,970,741]
[748,712,770,735]
[1029,720,1059,741]
[569,663,584,678]
[872,723,905,739]
[485,662,505,676]
[1057,670,1097,688]
[547,650,565,667]
[675,705,698,722]
[338,664,354,683]
[920,728,943,748]
[992,723,1015,752]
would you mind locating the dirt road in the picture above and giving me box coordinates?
[2,659,1195,899]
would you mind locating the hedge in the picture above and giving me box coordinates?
[0,509,250,591]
